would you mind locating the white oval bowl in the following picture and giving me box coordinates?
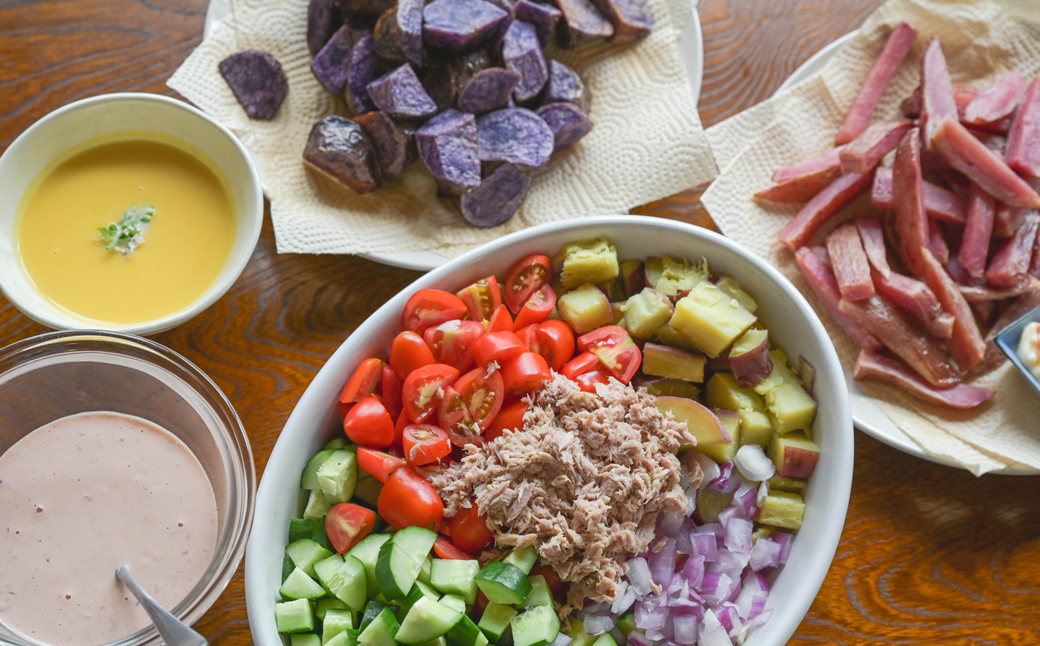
[244,215,854,646]
[0,93,264,335]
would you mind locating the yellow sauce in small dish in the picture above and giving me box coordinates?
[16,133,237,326]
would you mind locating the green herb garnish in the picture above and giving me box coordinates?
[97,206,154,257]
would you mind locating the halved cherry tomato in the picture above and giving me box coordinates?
[390,331,435,379]
[403,363,460,423]
[457,276,502,322]
[424,320,485,372]
[454,368,505,432]
[402,289,468,335]
[382,365,403,421]
[378,466,444,531]
[356,447,406,483]
[513,284,556,330]
[394,411,410,447]
[578,325,641,384]
[448,504,495,553]
[504,255,554,314]
[402,424,452,465]
[484,398,528,442]
[473,331,527,368]
[343,396,395,448]
[575,369,610,392]
[337,358,385,420]
[437,385,479,444]
[500,352,551,395]
[561,351,600,380]
[326,503,376,553]
[486,305,514,334]
[526,320,576,372]
[434,536,473,560]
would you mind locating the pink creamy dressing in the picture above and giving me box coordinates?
[0,412,217,646]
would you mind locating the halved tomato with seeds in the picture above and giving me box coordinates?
[402,289,468,335]
[457,276,502,322]
[512,284,556,330]
[337,358,384,419]
[504,255,553,314]
[454,368,505,432]
[326,503,376,553]
[578,326,641,384]
[424,320,485,372]
[402,424,452,465]
[403,363,459,423]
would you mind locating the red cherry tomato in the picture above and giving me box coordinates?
[578,325,641,384]
[390,331,435,380]
[343,396,395,448]
[402,364,459,423]
[561,351,600,380]
[394,411,410,447]
[504,255,554,314]
[486,305,514,334]
[575,369,610,392]
[326,503,376,554]
[513,284,556,330]
[437,385,479,445]
[382,365,403,421]
[357,447,406,483]
[424,320,485,372]
[402,289,468,335]
[337,358,385,420]
[457,276,502,322]
[434,536,473,560]
[448,504,495,553]
[454,368,505,432]
[500,352,551,395]
[527,320,576,372]
[402,424,452,465]
[378,466,444,531]
[473,331,527,368]
[484,398,528,442]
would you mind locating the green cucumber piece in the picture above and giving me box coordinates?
[394,526,440,560]
[501,547,537,575]
[276,598,315,634]
[348,534,391,597]
[354,472,383,508]
[312,519,335,553]
[318,449,359,504]
[377,528,438,600]
[292,634,322,646]
[615,612,640,636]
[418,556,433,585]
[323,609,355,645]
[283,554,295,584]
[358,607,399,646]
[324,438,353,450]
[396,597,463,644]
[289,518,318,543]
[419,638,448,646]
[313,554,368,611]
[316,598,350,621]
[591,635,618,646]
[359,601,393,632]
[474,562,531,606]
[303,449,336,490]
[396,580,442,617]
[524,575,552,608]
[510,606,559,646]
[304,489,332,520]
[429,559,480,605]
[287,538,334,577]
[478,603,517,642]
[564,620,595,646]
[445,613,484,646]
[280,567,327,600]
[439,594,466,614]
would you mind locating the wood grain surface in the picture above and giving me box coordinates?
[3,0,1040,644]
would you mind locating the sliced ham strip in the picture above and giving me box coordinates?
[757,148,845,203]
[856,215,891,278]
[964,71,1027,127]
[892,128,929,274]
[778,170,875,251]
[1005,75,1040,179]
[928,222,950,265]
[793,247,882,351]
[959,274,1040,301]
[921,37,958,148]
[853,350,993,409]
[985,212,1040,287]
[835,22,917,145]
[870,167,968,225]
[772,147,844,183]
[993,202,1028,238]
[825,223,876,300]
[839,119,913,174]
[871,269,955,339]
[958,184,997,279]
[901,84,978,119]
[920,248,987,372]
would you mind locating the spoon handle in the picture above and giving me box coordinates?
[115,566,209,646]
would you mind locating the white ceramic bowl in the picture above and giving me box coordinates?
[244,215,854,646]
[0,93,264,335]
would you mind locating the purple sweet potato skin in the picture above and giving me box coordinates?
[457,68,522,114]
[502,20,548,103]
[373,7,407,62]
[536,101,592,151]
[416,109,483,194]
[346,35,393,115]
[544,59,590,113]
[366,64,440,119]
[460,162,532,227]
[555,0,614,47]
[219,50,288,121]
[514,0,561,46]
[308,0,344,56]
[354,111,412,178]
[423,0,510,52]
[476,108,554,167]
[303,115,382,194]
[373,0,424,66]
[337,0,395,18]
[422,60,460,112]
[591,0,652,43]
[312,26,361,94]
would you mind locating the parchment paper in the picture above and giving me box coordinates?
[167,0,716,257]
[701,0,1040,476]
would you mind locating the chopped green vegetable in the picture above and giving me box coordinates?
[97,205,154,256]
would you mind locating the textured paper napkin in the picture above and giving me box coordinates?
[701,0,1040,476]
[167,0,716,257]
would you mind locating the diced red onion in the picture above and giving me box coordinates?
[698,572,734,606]
[757,480,769,507]
[644,629,665,641]
[749,537,782,572]
[682,450,719,489]
[690,532,717,562]
[747,608,773,628]
[684,487,697,516]
[635,594,669,631]
[715,605,740,634]
[706,548,748,582]
[731,482,760,521]
[627,631,652,646]
[733,444,776,482]
[716,505,740,528]
[611,583,637,615]
[583,613,615,636]
[723,518,753,558]
[735,582,769,621]
[682,554,705,590]
[627,557,653,597]
[707,462,742,494]
[675,517,696,554]
[548,632,573,646]
[773,532,793,564]
[671,608,700,645]
[698,610,732,646]
[649,538,678,586]
[657,511,686,538]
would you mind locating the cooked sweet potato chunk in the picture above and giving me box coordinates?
[476,108,555,167]
[503,21,548,103]
[219,50,288,121]
[459,162,532,227]
[422,0,510,52]
[304,115,382,194]
[416,109,482,195]
[457,68,522,114]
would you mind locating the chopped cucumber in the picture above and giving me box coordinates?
[314,554,368,611]
[418,556,433,586]
[323,609,355,644]
[289,518,318,543]
[292,635,322,646]
[316,598,350,620]
[283,554,295,584]
[377,527,438,600]
[615,612,640,636]
[312,518,335,553]
[396,580,441,616]
[478,602,518,642]
[590,635,617,646]
[348,534,392,597]
[276,598,315,634]
[501,547,537,575]
[564,620,595,646]
[358,607,400,646]
[396,596,463,644]
[302,449,336,490]
[318,449,359,504]
[430,559,480,604]
[524,575,552,608]
[304,489,332,520]
[445,613,485,646]
[280,567,327,600]
[326,629,361,646]
[354,472,383,509]
[419,638,449,646]
[439,594,466,614]
[287,538,334,577]
[510,606,559,646]
[474,562,531,606]
[360,601,393,632]
[324,438,353,450]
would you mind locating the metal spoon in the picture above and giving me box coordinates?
[115,566,208,646]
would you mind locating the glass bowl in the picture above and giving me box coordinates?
[0,330,255,646]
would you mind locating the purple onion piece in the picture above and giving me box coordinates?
[626,556,653,597]
[648,537,678,586]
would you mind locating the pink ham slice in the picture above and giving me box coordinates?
[756,148,845,203]
[902,84,978,119]
[835,22,917,145]
[1005,75,1040,179]
[920,248,987,372]
[928,222,950,265]
[825,223,875,301]
[959,274,1040,301]
[778,170,875,251]
[892,128,929,274]
[964,71,1027,127]
[793,247,882,351]
[958,184,997,279]
[921,37,958,148]
[839,119,913,174]
[871,167,968,225]
[853,350,993,409]
[985,211,1040,287]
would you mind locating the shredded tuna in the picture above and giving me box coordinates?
[424,374,694,615]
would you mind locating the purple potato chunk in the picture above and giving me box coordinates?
[423,0,510,52]
[556,0,613,47]
[544,59,591,113]
[591,0,652,43]
[457,68,522,114]
[311,25,361,94]
[354,111,412,178]
[303,115,382,193]
[502,20,547,103]
[218,50,288,121]
[336,0,395,18]
[536,102,592,151]
[476,108,554,167]
[460,162,532,227]
[416,110,482,194]
[366,64,439,119]
[346,35,392,115]
[422,60,460,112]
[372,0,424,66]
[514,0,560,46]
[308,0,344,56]
[373,7,406,62]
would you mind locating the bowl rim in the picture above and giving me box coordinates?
[244,215,854,646]
[0,92,264,336]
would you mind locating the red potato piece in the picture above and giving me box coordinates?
[871,268,955,339]
[793,247,883,351]
[367,64,439,120]
[303,115,382,194]
[870,167,968,225]
[590,0,653,44]
[416,109,482,195]
[985,212,1040,287]
[1005,75,1040,179]
[931,118,1040,209]
[919,248,987,372]
[838,294,961,387]
[960,274,1040,301]
[853,350,993,409]
[892,127,929,275]
[422,0,510,52]
[921,37,959,148]
[502,20,548,103]
[964,71,1026,126]
[459,162,532,228]
[514,0,561,46]
[826,223,876,301]
[835,22,917,145]
[839,119,913,175]
[556,0,614,47]
[777,171,875,251]
[219,50,288,121]
[308,0,343,56]
[958,184,997,279]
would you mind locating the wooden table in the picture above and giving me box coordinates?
[3,1,1040,643]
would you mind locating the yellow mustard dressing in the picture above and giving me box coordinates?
[16,134,237,326]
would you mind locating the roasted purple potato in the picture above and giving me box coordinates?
[354,111,413,178]
[555,0,614,47]
[219,50,288,121]
[536,102,592,152]
[422,0,510,52]
[416,109,483,195]
[544,60,591,113]
[336,0,395,18]
[592,0,653,44]
[304,115,382,194]
[459,162,532,227]
[307,0,343,56]
[345,35,393,115]
[502,20,548,103]
[476,108,555,167]
[367,64,440,119]
[514,0,561,46]
[312,25,361,95]
[457,68,522,114]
